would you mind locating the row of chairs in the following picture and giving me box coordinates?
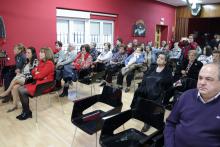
[71,85,165,147]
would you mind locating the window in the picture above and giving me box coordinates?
[56,11,114,51]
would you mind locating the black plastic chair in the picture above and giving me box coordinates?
[77,70,105,96]
[29,80,56,123]
[99,99,165,147]
[71,85,123,147]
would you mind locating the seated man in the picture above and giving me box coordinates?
[164,63,220,147]
[100,44,127,86]
[92,42,112,72]
[55,43,76,90]
[116,46,145,92]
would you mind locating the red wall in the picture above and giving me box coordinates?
[0,0,175,65]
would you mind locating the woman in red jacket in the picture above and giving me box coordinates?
[59,44,92,97]
[16,47,55,120]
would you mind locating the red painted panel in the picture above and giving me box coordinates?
[0,0,175,65]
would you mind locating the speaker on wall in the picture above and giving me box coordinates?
[0,16,6,38]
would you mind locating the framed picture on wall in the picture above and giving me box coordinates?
[133,19,146,37]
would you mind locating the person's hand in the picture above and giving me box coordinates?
[35,71,40,74]
[181,70,187,76]
[15,69,20,74]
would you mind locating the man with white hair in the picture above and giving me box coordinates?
[165,63,220,147]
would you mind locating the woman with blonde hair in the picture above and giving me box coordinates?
[16,47,55,120]
[0,43,26,102]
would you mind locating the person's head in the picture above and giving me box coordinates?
[119,44,126,54]
[135,46,143,53]
[14,43,25,55]
[127,42,133,48]
[90,42,96,49]
[147,41,153,47]
[161,40,167,47]
[212,50,220,63]
[133,39,138,46]
[140,43,145,50]
[68,43,75,52]
[80,44,90,54]
[203,45,212,56]
[55,41,62,50]
[26,46,37,65]
[104,42,111,51]
[145,45,152,52]
[188,50,197,62]
[214,34,219,40]
[174,42,179,49]
[197,64,220,100]
[156,53,167,66]
[39,47,54,62]
[188,34,194,43]
[116,38,123,46]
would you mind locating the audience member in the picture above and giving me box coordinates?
[213,50,220,64]
[112,38,122,54]
[0,47,38,112]
[197,45,213,64]
[17,47,55,120]
[90,42,100,61]
[178,50,203,80]
[165,64,220,147]
[117,46,145,92]
[55,43,76,90]
[100,44,127,86]
[92,42,112,72]
[131,52,173,132]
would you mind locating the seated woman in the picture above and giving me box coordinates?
[176,50,203,81]
[16,47,55,120]
[131,52,173,132]
[0,43,26,102]
[59,44,92,97]
[197,45,213,64]
[92,42,112,72]
[100,44,127,86]
[55,43,76,90]
[0,47,38,112]
[116,46,145,92]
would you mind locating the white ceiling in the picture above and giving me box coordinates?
[156,0,220,6]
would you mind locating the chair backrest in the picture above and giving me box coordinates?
[99,85,122,107]
[132,99,165,130]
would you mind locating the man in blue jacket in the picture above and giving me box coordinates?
[164,63,220,147]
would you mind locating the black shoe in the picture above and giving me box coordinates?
[59,92,68,97]
[16,111,32,120]
[99,81,106,87]
[59,85,69,97]
[141,124,150,132]
[125,87,130,93]
[53,86,62,92]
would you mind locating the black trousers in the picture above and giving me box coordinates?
[117,70,135,87]
[104,64,122,83]
[93,62,105,72]
[18,86,31,113]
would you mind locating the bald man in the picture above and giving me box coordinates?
[164,64,220,147]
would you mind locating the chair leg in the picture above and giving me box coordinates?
[35,97,38,124]
[71,127,77,147]
[57,94,65,114]
[95,132,98,147]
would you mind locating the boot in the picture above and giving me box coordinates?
[59,84,69,97]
